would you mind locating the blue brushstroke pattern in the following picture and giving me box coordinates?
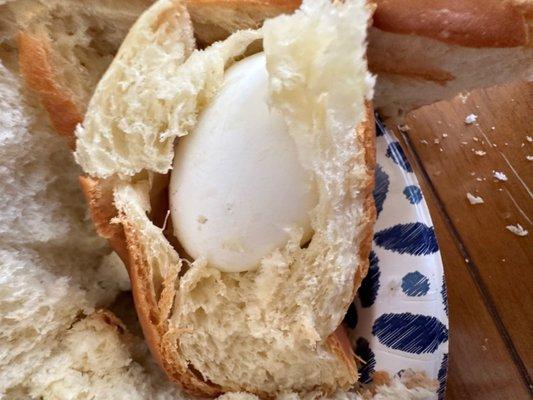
[372,313,449,354]
[373,165,389,216]
[355,337,376,384]
[403,185,423,204]
[438,353,449,399]
[441,278,448,316]
[386,142,413,172]
[375,116,385,136]
[344,302,358,329]
[358,251,381,308]
[402,271,430,296]
[374,222,439,255]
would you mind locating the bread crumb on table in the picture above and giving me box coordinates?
[474,150,486,156]
[493,171,508,181]
[527,136,532,143]
[397,124,410,133]
[458,93,469,103]
[506,224,528,237]
[467,193,484,205]
[527,155,533,161]
[465,113,478,124]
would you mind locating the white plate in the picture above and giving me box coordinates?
[347,118,449,398]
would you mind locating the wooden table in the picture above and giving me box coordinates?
[386,81,532,399]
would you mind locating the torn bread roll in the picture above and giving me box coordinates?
[74,0,375,396]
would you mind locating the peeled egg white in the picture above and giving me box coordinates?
[169,53,317,273]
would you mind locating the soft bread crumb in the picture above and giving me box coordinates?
[474,150,486,156]
[506,224,528,237]
[0,24,170,399]
[493,171,508,181]
[397,124,410,133]
[25,312,184,400]
[466,193,484,205]
[217,370,436,400]
[75,0,197,178]
[464,114,477,124]
[458,93,469,103]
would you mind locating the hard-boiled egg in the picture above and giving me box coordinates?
[169,53,317,272]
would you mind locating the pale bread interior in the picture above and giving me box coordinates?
[6,0,153,115]
[76,0,375,394]
[0,29,182,399]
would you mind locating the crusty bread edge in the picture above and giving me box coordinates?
[77,176,222,396]
[352,105,376,299]
[18,32,82,149]
[121,216,223,397]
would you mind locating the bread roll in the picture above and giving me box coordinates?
[72,0,376,396]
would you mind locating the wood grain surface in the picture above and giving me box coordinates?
[387,81,532,399]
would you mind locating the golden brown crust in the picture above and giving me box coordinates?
[78,176,130,264]
[18,32,82,148]
[328,325,358,387]
[352,104,377,298]
[120,214,222,397]
[373,0,529,48]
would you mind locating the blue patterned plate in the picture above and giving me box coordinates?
[347,118,449,398]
